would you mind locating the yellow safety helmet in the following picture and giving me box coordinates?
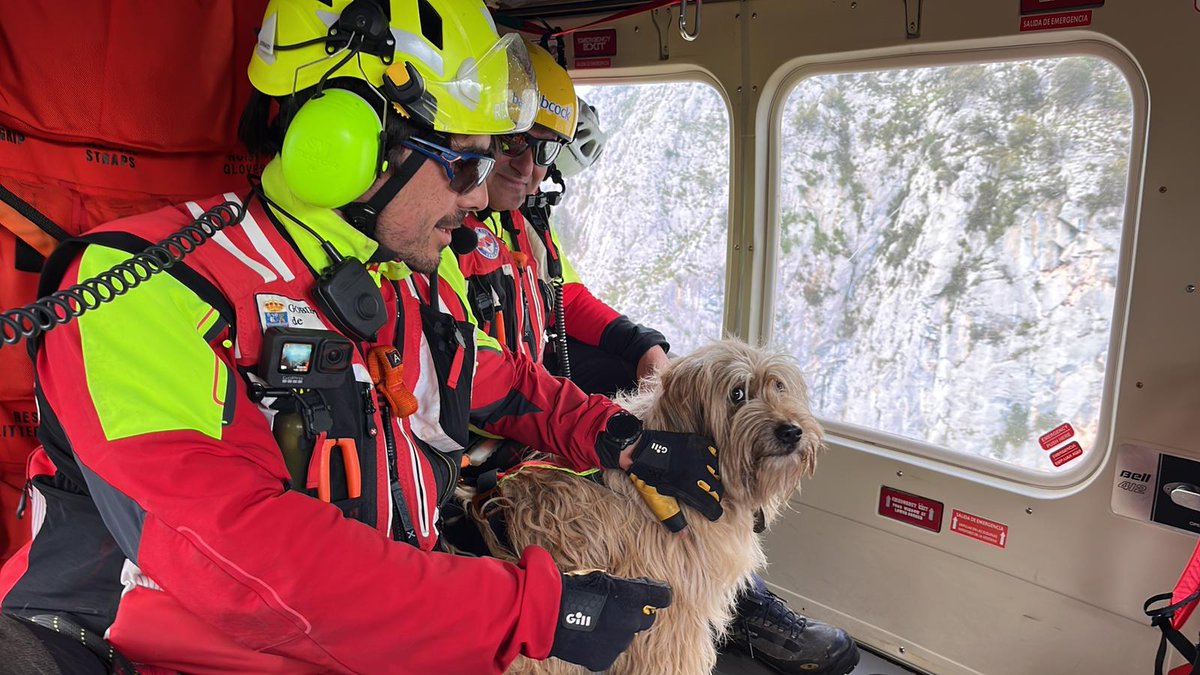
[526,40,577,141]
[248,0,538,135]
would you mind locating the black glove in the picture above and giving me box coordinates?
[627,430,723,531]
[549,570,673,671]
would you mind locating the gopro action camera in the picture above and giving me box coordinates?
[259,328,354,389]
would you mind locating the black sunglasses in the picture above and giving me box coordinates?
[496,133,564,167]
[400,136,496,195]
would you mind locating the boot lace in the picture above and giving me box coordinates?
[741,587,808,645]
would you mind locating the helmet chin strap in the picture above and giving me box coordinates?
[341,150,427,242]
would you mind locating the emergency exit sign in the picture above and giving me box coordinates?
[879,486,943,532]
[951,509,1009,548]
[573,30,617,57]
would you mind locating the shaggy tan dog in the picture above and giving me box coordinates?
[474,340,822,675]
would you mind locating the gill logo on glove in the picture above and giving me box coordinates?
[651,442,669,454]
[565,611,594,627]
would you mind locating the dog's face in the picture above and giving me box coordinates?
[647,340,822,521]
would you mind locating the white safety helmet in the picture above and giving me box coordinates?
[555,97,606,178]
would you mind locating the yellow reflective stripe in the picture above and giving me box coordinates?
[483,211,507,246]
[77,246,229,441]
[439,247,501,353]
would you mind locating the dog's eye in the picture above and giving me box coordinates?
[775,381,787,393]
[730,386,746,405]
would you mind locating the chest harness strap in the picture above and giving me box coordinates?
[1146,540,1200,675]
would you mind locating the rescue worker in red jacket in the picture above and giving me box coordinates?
[456,43,669,395]
[452,52,861,675]
[0,1,725,673]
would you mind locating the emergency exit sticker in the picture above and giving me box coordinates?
[878,486,943,532]
[1050,441,1084,467]
[1038,423,1074,450]
[574,29,616,70]
[573,30,617,57]
[1019,10,1092,31]
[574,57,612,70]
[951,510,1009,548]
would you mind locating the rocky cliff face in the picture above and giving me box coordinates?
[556,57,1133,471]
[555,81,731,355]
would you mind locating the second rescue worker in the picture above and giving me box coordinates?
[455,42,670,382]
[0,1,724,673]
[453,46,861,675]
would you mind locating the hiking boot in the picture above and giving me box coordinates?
[727,584,860,675]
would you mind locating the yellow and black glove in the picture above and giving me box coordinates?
[627,430,723,532]
[596,412,723,532]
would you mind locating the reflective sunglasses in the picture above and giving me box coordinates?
[496,132,564,167]
[400,136,496,194]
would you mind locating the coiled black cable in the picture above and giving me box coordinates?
[521,188,572,379]
[0,199,246,348]
[550,276,571,379]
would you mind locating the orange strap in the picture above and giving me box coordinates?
[366,346,418,417]
[0,198,58,258]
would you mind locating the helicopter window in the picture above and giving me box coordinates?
[771,55,1135,475]
[551,79,731,356]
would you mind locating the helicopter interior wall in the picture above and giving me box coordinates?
[534,1,1200,673]
[717,642,925,675]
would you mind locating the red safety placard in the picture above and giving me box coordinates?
[878,486,943,533]
[1019,10,1092,31]
[1050,441,1084,467]
[951,510,1009,548]
[573,57,612,70]
[573,29,617,57]
[1039,422,1074,450]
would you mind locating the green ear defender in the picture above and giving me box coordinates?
[281,88,386,208]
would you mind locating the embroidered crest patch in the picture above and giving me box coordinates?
[475,226,501,260]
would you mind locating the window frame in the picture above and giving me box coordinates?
[760,36,1149,492]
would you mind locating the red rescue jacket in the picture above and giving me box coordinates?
[0,181,620,673]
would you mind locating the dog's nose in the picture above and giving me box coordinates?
[775,424,803,445]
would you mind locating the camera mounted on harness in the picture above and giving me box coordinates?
[258,327,354,390]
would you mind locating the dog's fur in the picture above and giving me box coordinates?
[473,340,823,675]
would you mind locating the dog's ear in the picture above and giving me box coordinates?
[651,357,711,436]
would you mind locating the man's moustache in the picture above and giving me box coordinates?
[436,210,467,230]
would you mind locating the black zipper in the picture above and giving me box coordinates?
[378,397,417,544]
[383,279,418,544]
